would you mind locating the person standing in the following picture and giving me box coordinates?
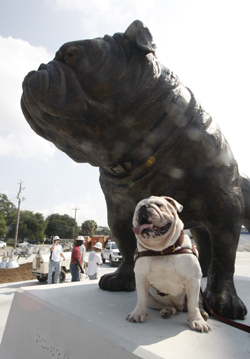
[87,242,103,280]
[70,238,84,282]
[77,235,86,264]
[48,236,65,284]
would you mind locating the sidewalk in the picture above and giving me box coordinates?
[0,253,116,344]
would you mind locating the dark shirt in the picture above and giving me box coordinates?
[71,246,82,264]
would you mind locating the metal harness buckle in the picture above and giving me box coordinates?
[171,245,175,253]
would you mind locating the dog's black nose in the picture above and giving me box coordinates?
[138,205,149,223]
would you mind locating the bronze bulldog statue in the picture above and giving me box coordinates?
[21,20,249,319]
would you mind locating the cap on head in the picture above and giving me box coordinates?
[77,236,84,241]
[94,242,102,249]
[53,236,60,240]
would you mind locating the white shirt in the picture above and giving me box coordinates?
[80,244,86,262]
[87,251,102,276]
[49,243,63,262]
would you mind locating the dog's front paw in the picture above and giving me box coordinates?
[127,309,148,323]
[188,316,211,333]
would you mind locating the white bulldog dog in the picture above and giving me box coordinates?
[127,196,211,333]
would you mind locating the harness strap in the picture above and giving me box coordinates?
[135,246,196,261]
[134,231,196,261]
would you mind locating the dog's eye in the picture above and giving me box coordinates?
[156,203,162,208]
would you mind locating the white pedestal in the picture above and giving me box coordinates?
[1,275,250,359]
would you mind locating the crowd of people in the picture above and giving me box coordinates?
[47,235,104,284]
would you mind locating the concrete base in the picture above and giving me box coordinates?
[1,275,250,358]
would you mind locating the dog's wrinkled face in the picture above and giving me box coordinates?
[133,196,184,251]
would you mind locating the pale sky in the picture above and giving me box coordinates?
[0,0,249,227]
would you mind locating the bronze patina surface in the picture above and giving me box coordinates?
[21,20,249,319]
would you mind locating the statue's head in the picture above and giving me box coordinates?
[21,21,161,167]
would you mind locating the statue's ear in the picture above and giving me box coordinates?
[125,20,156,54]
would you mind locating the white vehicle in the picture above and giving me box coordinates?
[32,249,71,283]
[0,241,7,249]
[101,241,122,267]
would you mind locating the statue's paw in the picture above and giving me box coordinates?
[200,308,209,321]
[127,309,148,323]
[188,317,211,333]
[204,287,247,320]
[99,270,135,291]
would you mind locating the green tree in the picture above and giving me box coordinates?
[81,220,98,237]
[0,210,6,237]
[0,193,17,232]
[0,193,16,216]
[95,226,111,236]
[45,214,78,239]
[7,211,47,240]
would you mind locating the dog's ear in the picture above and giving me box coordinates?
[124,20,156,54]
[163,197,183,213]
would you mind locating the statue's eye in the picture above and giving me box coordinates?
[63,47,80,64]
[64,51,74,62]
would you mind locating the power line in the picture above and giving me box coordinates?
[14,181,25,249]
[72,207,80,237]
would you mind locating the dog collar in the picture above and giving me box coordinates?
[100,92,197,181]
[134,230,196,261]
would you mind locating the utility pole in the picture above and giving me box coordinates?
[14,181,25,249]
[72,207,80,238]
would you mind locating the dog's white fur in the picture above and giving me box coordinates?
[127,196,211,333]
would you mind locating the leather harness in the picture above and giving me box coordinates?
[134,230,197,261]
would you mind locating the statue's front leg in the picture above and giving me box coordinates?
[99,179,137,291]
[99,260,135,291]
[204,218,247,319]
[99,218,136,291]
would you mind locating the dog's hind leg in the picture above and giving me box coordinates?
[160,306,180,319]
[149,289,185,318]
